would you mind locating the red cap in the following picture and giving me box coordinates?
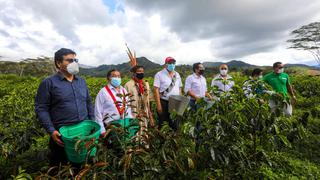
[165,57,176,63]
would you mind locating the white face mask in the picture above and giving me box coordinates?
[276,68,284,74]
[67,62,79,75]
[220,69,228,76]
[279,68,284,73]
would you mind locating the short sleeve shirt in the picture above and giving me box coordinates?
[263,72,290,96]
[154,69,182,100]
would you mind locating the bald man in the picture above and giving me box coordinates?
[211,64,235,94]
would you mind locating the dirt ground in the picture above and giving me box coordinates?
[307,69,320,76]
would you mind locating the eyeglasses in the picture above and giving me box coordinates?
[64,58,79,63]
[279,66,284,69]
[220,68,228,70]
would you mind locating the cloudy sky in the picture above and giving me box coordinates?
[0,0,319,66]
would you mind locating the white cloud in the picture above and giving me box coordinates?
[0,0,70,59]
[0,0,319,66]
[244,47,316,66]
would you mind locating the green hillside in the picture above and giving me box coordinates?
[0,57,319,78]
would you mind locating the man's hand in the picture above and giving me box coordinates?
[149,114,156,128]
[258,98,265,104]
[51,130,64,147]
[154,87,162,115]
[291,95,297,105]
[156,105,163,115]
[266,90,276,95]
[195,96,201,101]
[207,95,213,101]
[150,120,156,128]
[100,132,107,139]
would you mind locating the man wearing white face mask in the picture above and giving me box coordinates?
[263,62,296,116]
[35,48,94,166]
[154,57,182,130]
[211,64,235,94]
[94,69,133,135]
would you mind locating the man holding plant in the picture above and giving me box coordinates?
[263,62,296,116]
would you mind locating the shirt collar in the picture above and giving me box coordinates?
[193,73,202,79]
[57,71,78,81]
[162,68,175,75]
[218,74,231,79]
[108,83,123,91]
[132,77,143,83]
[273,71,282,76]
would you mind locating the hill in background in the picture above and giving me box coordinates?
[203,60,257,68]
[0,57,319,77]
[80,57,162,77]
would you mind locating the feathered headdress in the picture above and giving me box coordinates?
[126,43,137,67]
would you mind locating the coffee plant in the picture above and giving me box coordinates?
[0,73,319,179]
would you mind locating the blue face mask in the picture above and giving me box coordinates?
[167,64,175,72]
[111,77,121,87]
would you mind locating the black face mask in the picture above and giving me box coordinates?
[135,73,144,80]
[199,70,205,75]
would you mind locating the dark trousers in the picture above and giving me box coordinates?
[189,99,202,152]
[48,137,82,174]
[189,99,197,111]
[48,137,68,167]
[157,99,179,131]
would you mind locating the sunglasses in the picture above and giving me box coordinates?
[64,58,79,63]
[220,68,228,70]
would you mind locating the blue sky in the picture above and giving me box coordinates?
[103,0,124,13]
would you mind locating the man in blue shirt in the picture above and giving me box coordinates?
[35,48,94,166]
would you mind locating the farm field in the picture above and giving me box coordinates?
[0,71,320,179]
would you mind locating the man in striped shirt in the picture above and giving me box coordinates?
[211,64,235,96]
[242,68,270,99]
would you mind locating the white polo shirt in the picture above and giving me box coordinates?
[154,68,182,100]
[184,73,207,99]
[211,74,235,92]
[94,84,133,133]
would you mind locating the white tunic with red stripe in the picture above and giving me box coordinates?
[94,83,133,133]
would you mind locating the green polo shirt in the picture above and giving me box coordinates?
[263,71,291,96]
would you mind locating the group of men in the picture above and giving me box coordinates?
[35,48,296,167]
